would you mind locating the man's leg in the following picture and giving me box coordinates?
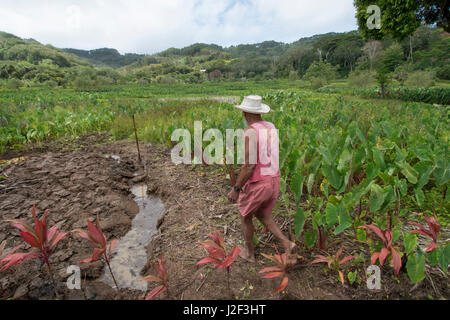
[240,213,256,262]
[255,211,296,255]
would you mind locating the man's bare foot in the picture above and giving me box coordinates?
[285,241,297,266]
[238,246,256,263]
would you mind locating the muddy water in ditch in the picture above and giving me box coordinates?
[101,184,165,291]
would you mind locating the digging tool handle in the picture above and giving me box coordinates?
[227,164,236,187]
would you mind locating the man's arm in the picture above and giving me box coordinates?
[228,133,255,202]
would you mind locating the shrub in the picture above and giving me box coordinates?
[310,76,327,90]
[348,70,375,88]
[392,64,413,86]
[95,76,114,86]
[405,70,436,87]
[304,61,337,84]
[436,65,450,80]
[6,78,23,90]
[289,70,299,82]
[156,75,177,85]
[44,80,58,88]
[72,76,93,89]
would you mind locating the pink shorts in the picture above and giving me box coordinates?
[238,176,280,217]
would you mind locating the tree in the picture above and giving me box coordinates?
[276,46,315,77]
[362,40,383,71]
[304,61,337,83]
[416,0,450,32]
[379,43,405,72]
[376,70,391,98]
[208,69,222,81]
[355,0,450,39]
[393,63,414,85]
[354,0,421,40]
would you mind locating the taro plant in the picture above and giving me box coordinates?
[259,246,289,293]
[142,255,168,300]
[359,223,402,275]
[197,229,240,294]
[72,215,120,291]
[0,204,68,298]
[311,245,355,284]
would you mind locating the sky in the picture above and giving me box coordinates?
[0,0,358,54]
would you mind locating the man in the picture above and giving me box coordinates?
[228,95,296,263]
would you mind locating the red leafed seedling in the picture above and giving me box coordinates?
[72,215,120,291]
[197,229,241,294]
[142,255,168,300]
[0,204,68,298]
[259,246,289,293]
[311,245,355,285]
[409,211,441,252]
[359,223,402,275]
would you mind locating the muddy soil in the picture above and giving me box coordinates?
[0,138,448,300]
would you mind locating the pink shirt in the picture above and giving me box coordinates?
[246,121,280,183]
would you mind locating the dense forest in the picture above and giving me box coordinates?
[0,25,448,89]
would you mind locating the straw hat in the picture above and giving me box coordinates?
[234,95,270,114]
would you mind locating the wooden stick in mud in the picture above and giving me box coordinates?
[132,114,142,164]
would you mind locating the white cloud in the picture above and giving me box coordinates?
[0,0,357,54]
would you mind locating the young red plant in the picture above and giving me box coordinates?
[409,211,441,252]
[72,215,119,290]
[142,255,168,300]
[311,246,355,284]
[359,223,402,275]
[0,204,68,297]
[197,229,240,293]
[259,246,289,293]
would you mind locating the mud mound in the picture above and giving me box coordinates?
[0,145,142,299]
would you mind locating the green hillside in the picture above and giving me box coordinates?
[0,26,448,88]
[0,31,94,83]
[62,47,143,68]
